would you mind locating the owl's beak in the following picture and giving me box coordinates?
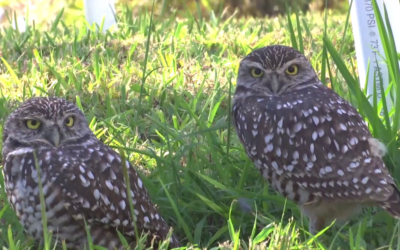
[44,127,61,147]
[269,73,280,94]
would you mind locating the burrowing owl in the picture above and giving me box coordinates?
[232,45,400,234]
[1,97,180,249]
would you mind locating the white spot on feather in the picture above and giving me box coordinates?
[271,161,279,171]
[361,177,369,184]
[105,180,113,190]
[138,178,143,189]
[264,134,274,143]
[80,174,90,187]
[107,154,115,162]
[119,200,126,210]
[312,116,319,125]
[312,131,318,141]
[294,122,302,133]
[317,128,324,137]
[339,123,347,131]
[94,189,100,200]
[277,117,284,128]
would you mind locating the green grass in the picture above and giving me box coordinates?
[0,0,400,249]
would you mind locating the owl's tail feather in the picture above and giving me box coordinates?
[379,184,400,219]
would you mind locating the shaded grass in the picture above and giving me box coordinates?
[0,1,399,249]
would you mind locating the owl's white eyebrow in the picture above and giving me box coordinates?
[281,59,303,68]
[241,61,265,70]
[274,59,303,74]
[21,116,42,120]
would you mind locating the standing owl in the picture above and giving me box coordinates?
[232,45,400,234]
[1,97,180,249]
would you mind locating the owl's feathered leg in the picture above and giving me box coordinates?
[302,201,367,235]
[308,216,325,235]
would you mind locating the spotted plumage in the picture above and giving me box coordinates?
[232,45,400,234]
[1,97,180,249]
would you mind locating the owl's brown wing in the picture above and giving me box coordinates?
[41,139,180,248]
[233,85,398,204]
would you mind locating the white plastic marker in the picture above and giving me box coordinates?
[12,16,27,33]
[4,5,26,33]
[83,0,117,32]
[349,0,400,117]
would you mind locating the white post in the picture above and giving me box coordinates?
[349,0,400,117]
[12,16,27,33]
[83,0,117,32]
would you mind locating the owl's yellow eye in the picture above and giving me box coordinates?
[26,119,41,130]
[285,65,298,75]
[251,68,263,78]
[65,116,74,127]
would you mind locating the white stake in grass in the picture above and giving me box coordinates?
[83,0,117,32]
[350,0,400,117]
[12,16,27,33]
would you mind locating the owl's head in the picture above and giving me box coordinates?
[3,97,92,149]
[236,45,319,96]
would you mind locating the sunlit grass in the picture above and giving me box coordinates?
[0,0,400,249]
